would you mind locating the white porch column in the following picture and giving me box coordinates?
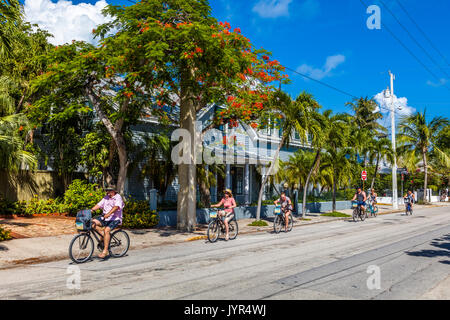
[211,170,218,203]
[244,163,250,205]
[226,164,232,190]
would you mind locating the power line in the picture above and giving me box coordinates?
[395,0,450,68]
[379,0,450,80]
[359,0,450,92]
[284,66,358,99]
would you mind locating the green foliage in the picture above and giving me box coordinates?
[0,196,16,215]
[63,179,104,215]
[321,212,351,218]
[0,226,12,241]
[248,220,268,227]
[22,196,69,216]
[122,199,159,229]
[80,128,111,183]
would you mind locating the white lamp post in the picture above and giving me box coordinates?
[384,71,399,209]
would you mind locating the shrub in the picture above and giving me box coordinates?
[0,197,17,216]
[248,220,269,227]
[122,199,159,229]
[21,196,69,216]
[64,180,104,215]
[0,226,12,241]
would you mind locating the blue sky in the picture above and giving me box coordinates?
[21,0,450,126]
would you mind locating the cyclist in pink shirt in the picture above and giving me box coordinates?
[211,189,237,241]
[91,185,125,259]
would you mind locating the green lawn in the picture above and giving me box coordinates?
[321,212,351,218]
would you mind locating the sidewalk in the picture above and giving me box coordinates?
[0,202,449,270]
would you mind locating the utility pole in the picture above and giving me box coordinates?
[389,71,399,209]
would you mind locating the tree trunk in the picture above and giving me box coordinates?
[423,150,428,202]
[256,135,286,221]
[370,155,380,190]
[302,150,321,218]
[86,87,129,195]
[176,87,197,232]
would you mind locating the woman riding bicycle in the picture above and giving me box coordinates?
[369,189,378,205]
[211,189,237,241]
[274,192,293,233]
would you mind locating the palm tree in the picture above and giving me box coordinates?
[197,164,225,208]
[346,97,385,134]
[397,110,449,201]
[320,112,352,211]
[255,90,310,221]
[276,149,316,199]
[0,0,22,57]
[368,137,393,190]
[0,113,37,171]
[299,104,326,218]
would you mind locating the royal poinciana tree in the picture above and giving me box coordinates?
[31,0,288,231]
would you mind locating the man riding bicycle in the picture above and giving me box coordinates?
[91,184,125,259]
[274,192,293,233]
[351,187,367,215]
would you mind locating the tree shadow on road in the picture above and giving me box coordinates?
[406,234,450,264]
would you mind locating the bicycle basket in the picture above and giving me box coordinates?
[209,210,218,218]
[274,206,282,215]
[75,209,92,231]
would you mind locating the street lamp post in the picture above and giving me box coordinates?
[385,71,399,209]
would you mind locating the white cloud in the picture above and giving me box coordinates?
[374,91,416,117]
[252,0,293,18]
[426,78,448,87]
[24,0,111,46]
[297,54,346,80]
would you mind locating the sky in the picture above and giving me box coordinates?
[19,0,450,129]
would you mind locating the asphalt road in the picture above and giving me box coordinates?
[1,206,449,300]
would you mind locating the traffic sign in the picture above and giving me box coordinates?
[361,171,367,181]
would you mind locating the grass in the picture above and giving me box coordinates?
[321,212,351,218]
[248,220,269,227]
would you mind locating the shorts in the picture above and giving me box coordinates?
[93,216,121,230]
[219,211,235,222]
[357,201,366,206]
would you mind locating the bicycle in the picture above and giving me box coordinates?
[404,198,413,216]
[366,200,378,218]
[352,201,366,222]
[207,208,238,243]
[69,215,130,264]
[273,205,293,233]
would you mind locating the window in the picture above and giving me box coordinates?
[232,167,244,195]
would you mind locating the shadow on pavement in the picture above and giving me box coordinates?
[406,234,450,264]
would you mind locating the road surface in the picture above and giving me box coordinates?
[1,206,449,300]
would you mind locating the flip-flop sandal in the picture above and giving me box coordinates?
[98,253,108,259]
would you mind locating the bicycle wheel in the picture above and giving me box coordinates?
[273,215,283,233]
[207,220,220,243]
[228,220,239,240]
[360,210,366,221]
[287,214,294,232]
[69,233,94,264]
[352,208,359,222]
[373,206,378,217]
[109,230,130,258]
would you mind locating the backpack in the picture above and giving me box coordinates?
[75,209,92,232]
